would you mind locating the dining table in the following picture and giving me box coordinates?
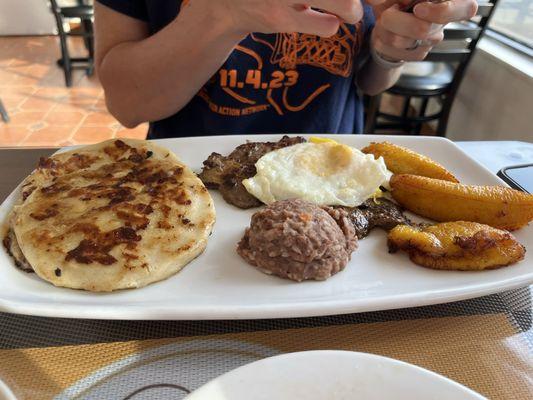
[0,139,531,400]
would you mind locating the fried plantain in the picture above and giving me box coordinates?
[362,141,458,182]
[388,221,526,271]
[390,174,533,230]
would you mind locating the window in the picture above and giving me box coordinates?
[489,0,533,49]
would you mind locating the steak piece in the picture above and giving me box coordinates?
[342,208,371,239]
[341,198,412,239]
[199,135,306,209]
[359,198,412,231]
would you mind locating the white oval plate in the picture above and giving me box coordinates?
[185,351,486,400]
[0,135,531,319]
[0,378,16,400]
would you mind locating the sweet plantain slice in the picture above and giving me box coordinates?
[362,142,458,182]
[390,174,533,230]
[388,221,526,271]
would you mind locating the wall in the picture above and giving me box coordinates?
[0,0,56,35]
[446,39,533,142]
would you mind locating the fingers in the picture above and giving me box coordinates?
[380,4,441,39]
[374,23,443,49]
[290,7,341,37]
[307,0,364,24]
[373,35,432,61]
[371,0,406,18]
[372,13,444,62]
[413,0,478,23]
[366,0,410,10]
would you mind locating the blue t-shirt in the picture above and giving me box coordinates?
[96,0,375,138]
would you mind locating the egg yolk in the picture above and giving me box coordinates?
[309,137,339,145]
[297,143,354,177]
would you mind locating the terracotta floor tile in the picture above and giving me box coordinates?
[0,58,28,68]
[0,126,30,147]
[22,126,73,147]
[8,111,48,126]
[69,87,103,98]
[83,112,118,126]
[73,126,115,144]
[28,121,48,131]
[10,74,41,87]
[0,85,36,97]
[116,124,149,140]
[75,75,103,88]
[1,95,27,110]
[53,102,93,113]
[93,98,107,109]
[60,93,99,103]
[25,64,56,80]
[45,111,86,126]
[74,94,98,102]
[20,96,56,112]
[0,59,13,68]
[0,36,146,147]
[40,71,69,87]
[0,71,18,86]
[62,96,100,108]
[34,87,70,99]
[109,122,122,131]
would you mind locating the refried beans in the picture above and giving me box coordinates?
[237,199,358,281]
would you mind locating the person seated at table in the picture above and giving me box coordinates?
[94,0,477,138]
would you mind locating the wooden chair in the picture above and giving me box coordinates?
[49,0,94,87]
[364,0,499,136]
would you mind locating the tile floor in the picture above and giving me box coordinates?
[0,36,148,148]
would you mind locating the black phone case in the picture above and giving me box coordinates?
[497,163,533,193]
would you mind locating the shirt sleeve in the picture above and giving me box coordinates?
[362,2,376,46]
[96,0,148,21]
[354,2,376,73]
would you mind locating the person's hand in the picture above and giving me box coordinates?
[196,0,365,38]
[369,0,478,62]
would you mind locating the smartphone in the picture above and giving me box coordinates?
[497,164,533,193]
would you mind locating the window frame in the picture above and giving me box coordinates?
[485,29,533,59]
[483,0,533,58]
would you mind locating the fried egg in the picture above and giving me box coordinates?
[242,140,392,207]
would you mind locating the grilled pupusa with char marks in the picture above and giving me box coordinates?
[3,226,32,272]
[6,139,215,292]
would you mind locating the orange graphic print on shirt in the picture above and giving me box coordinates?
[197,23,364,117]
[268,24,358,77]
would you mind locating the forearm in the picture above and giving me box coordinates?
[356,29,403,96]
[98,6,243,128]
[356,56,402,96]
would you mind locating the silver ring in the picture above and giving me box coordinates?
[406,39,422,51]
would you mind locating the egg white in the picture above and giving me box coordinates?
[242,142,392,207]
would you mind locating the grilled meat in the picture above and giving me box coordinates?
[341,198,412,239]
[199,135,306,209]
